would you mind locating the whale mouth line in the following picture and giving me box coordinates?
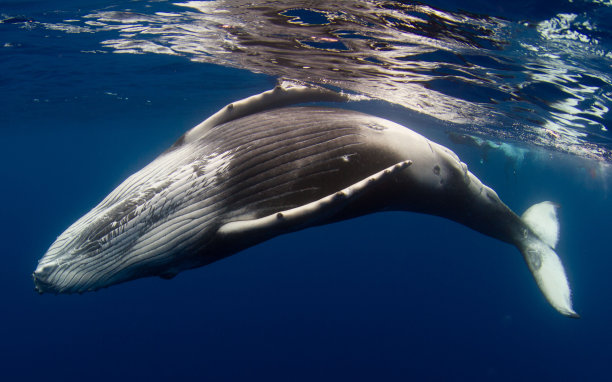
[32,272,49,294]
[33,261,75,294]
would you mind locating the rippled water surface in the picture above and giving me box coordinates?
[3,0,611,160]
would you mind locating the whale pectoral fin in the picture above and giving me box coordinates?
[217,160,412,241]
[183,80,368,144]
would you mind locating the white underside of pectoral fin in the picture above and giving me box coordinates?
[217,160,412,239]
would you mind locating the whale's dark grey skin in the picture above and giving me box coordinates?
[33,82,577,317]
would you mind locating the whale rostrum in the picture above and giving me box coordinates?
[33,81,578,318]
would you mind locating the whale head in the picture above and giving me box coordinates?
[32,182,174,294]
[33,144,227,294]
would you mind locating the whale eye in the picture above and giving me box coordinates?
[433,165,441,175]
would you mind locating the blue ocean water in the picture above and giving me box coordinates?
[1,0,611,381]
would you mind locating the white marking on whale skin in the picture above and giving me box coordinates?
[203,151,232,181]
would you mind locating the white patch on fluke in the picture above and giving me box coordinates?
[522,239,576,317]
[519,202,577,318]
[522,201,560,248]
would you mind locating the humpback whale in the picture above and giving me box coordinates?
[33,82,578,317]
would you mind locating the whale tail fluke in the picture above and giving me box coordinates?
[518,202,579,318]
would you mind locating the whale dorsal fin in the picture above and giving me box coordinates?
[182,80,368,145]
[217,160,412,243]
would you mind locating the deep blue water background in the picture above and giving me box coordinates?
[2,0,612,381]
